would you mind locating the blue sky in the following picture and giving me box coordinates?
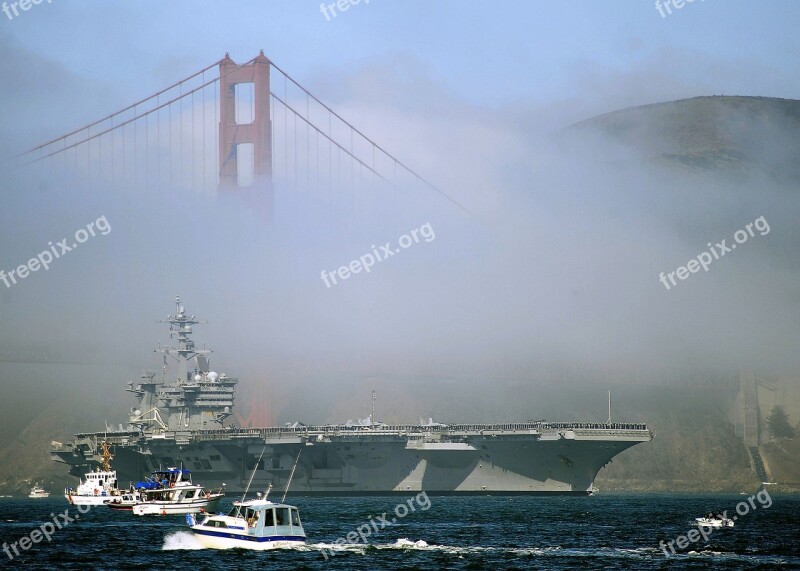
[2,0,799,113]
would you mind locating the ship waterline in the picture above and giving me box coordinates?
[50,297,652,495]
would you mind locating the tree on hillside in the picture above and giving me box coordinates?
[767,406,795,439]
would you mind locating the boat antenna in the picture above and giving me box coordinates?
[100,441,113,472]
[607,390,612,425]
[281,448,302,503]
[371,389,376,424]
[236,445,267,517]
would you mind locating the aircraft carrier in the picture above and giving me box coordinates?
[51,298,653,495]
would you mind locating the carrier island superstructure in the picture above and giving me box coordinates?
[51,298,653,495]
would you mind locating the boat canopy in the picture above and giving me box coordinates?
[135,468,192,489]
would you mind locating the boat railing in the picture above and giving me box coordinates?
[183,421,650,441]
[66,422,650,446]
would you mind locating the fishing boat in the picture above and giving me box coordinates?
[695,514,735,528]
[28,484,50,499]
[65,441,125,506]
[189,447,306,549]
[189,493,306,550]
[131,468,224,516]
[104,491,141,511]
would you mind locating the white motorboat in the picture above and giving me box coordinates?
[695,515,734,528]
[189,446,306,550]
[29,484,50,499]
[65,441,126,506]
[189,494,306,550]
[131,468,223,516]
[105,491,141,511]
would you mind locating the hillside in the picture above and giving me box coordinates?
[566,96,800,182]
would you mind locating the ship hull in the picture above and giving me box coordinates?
[53,423,652,495]
[66,494,115,506]
[132,498,221,516]
[191,529,305,550]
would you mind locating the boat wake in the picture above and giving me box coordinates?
[305,540,781,562]
[162,531,205,550]
[308,539,559,556]
[159,535,791,564]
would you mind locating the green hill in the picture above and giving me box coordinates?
[566,96,800,181]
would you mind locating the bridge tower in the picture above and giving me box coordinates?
[218,51,272,190]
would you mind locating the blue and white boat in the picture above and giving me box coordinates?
[189,494,306,550]
[131,468,224,516]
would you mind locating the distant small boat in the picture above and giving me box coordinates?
[104,492,141,511]
[696,515,734,528]
[29,484,50,499]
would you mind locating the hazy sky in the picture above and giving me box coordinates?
[1,1,799,429]
[2,1,800,130]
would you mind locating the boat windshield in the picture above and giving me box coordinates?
[275,507,289,525]
[244,508,260,528]
[225,506,261,526]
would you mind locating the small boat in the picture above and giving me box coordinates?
[189,494,306,550]
[29,484,50,499]
[104,492,141,511]
[695,515,734,528]
[131,468,223,516]
[189,447,306,550]
[65,441,127,506]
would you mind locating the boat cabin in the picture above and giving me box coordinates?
[204,500,305,538]
[84,470,118,490]
[141,486,207,502]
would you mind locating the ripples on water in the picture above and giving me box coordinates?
[1,494,798,569]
